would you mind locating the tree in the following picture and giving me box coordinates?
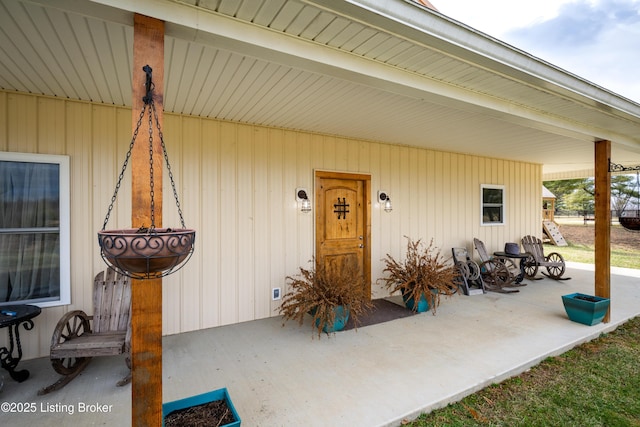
[545,174,639,217]
[543,179,590,212]
[564,187,594,215]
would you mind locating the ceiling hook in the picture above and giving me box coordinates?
[142,64,154,105]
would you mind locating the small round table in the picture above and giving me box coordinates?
[493,252,530,284]
[0,304,41,382]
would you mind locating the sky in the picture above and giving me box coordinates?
[434,0,640,103]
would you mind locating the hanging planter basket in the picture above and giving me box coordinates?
[98,65,195,279]
[610,162,640,232]
[98,228,195,280]
[619,212,640,231]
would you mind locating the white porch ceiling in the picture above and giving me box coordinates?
[2,0,640,179]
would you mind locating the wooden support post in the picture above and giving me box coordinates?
[594,140,611,323]
[132,14,164,426]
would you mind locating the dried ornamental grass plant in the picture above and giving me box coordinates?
[379,237,458,313]
[279,259,372,337]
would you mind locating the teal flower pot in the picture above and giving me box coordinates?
[562,293,610,326]
[163,387,241,426]
[402,292,430,313]
[313,305,350,333]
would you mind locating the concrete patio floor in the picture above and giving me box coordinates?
[1,262,639,426]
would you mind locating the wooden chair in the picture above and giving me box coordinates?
[473,238,519,293]
[521,235,570,280]
[38,270,131,395]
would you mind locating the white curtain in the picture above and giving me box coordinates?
[0,161,60,303]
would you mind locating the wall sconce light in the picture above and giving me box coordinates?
[378,191,392,212]
[296,187,312,213]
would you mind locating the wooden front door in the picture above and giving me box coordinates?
[316,171,371,299]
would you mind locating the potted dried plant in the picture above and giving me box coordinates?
[379,237,458,313]
[279,259,372,337]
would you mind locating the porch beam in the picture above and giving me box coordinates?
[131,13,164,426]
[594,139,611,322]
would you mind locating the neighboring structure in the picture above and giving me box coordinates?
[541,186,568,246]
[1,0,640,359]
[542,186,556,222]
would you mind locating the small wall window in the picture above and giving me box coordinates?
[481,184,505,226]
[0,152,70,307]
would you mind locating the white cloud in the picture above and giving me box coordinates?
[436,0,576,38]
[436,0,640,103]
[506,0,640,102]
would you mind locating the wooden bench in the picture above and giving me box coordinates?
[38,270,131,395]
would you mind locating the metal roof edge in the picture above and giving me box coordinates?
[302,0,640,121]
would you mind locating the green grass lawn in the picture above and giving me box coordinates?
[407,317,640,426]
[546,218,640,269]
[550,243,640,269]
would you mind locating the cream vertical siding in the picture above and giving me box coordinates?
[0,91,541,359]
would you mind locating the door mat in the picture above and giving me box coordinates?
[343,298,415,331]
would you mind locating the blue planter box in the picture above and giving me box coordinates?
[562,293,610,326]
[163,387,241,427]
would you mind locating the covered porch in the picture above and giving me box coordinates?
[4,263,639,426]
[2,0,640,424]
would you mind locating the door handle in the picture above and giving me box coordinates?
[359,244,364,248]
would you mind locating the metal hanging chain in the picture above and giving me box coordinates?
[101,104,148,231]
[147,101,156,230]
[625,171,640,212]
[614,167,640,213]
[150,100,187,229]
[101,64,186,231]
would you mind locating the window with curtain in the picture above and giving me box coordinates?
[0,153,70,307]
[481,184,505,225]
